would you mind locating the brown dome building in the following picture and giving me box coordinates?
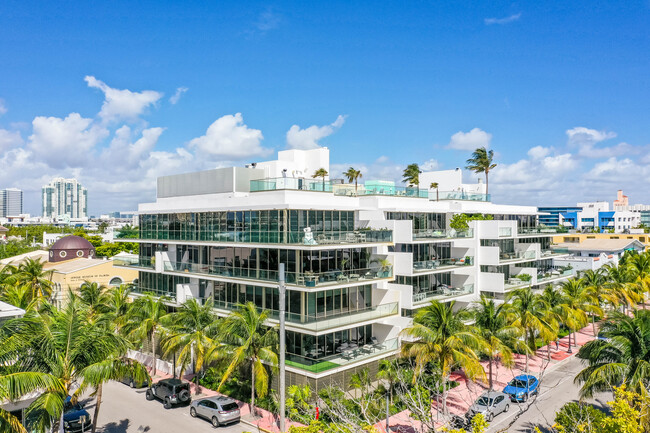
[48,235,95,263]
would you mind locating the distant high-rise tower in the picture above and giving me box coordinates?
[0,188,23,217]
[42,178,88,219]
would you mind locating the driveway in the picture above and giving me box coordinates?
[93,381,250,433]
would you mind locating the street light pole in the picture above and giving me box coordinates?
[279,263,286,433]
[385,381,390,433]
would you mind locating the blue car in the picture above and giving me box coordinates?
[503,374,539,402]
[63,397,92,433]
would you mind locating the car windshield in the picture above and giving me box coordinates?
[221,402,238,411]
[476,397,493,406]
[510,379,528,388]
[64,402,83,412]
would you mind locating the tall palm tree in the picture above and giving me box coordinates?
[560,279,602,353]
[343,167,363,193]
[581,269,614,334]
[126,292,169,376]
[312,168,329,192]
[79,281,110,321]
[575,309,650,397]
[218,302,278,412]
[161,298,220,395]
[377,359,399,404]
[627,252,650,309]
[430,182,439,201]
[0,283,39,311]
[0,294,148,433]
[400,300,485,414]
[473,296,520,390]
[402,163,421,187]
[104,284,134,332]
[465,147,497,195]
[11,258,54,300]
[603,264,639,312]
[505,288,557,372]
[539,286,564,359]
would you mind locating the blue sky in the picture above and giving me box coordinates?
[0,1,649,215]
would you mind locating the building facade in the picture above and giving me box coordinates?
[116,148,572,390]
[559,201,641,233]
[537,206,582,227]
[42,178,88,219]
[0,188,23,217]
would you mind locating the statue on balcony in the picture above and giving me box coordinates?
[303,227,317,245]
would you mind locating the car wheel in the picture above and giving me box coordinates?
[212,416,220,428]
[504,404,510,413]
[164,397,172,409]
[129,380,135,388]
[486,413,493,422]
[145,390,154,400]
[190,407,197,418]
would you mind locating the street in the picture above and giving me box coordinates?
[486,356,612,433]
[90,381,251,433]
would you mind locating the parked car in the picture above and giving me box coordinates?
[190,396,241,427]
[63,397,92,433]
[119,374,148,389]
[466,391,510,422]
[503,374,539,402]
[146,378,192,408]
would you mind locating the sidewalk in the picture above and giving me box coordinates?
[373,324,597,433]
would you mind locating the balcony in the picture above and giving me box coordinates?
[413,283,474,303]
[499,250,536,262]
[212,300,399,332]
[333,185,428,198]
[431,191,490,202]
[518,227,568,235]
[113,256,155,270]
[163,261,393,288]
[413,257,474,272]
[498,227,513,237]
[250,177,340,192]
[285,337,399,373]
[537,269,575,285]
[541,248,571,258]
[412,228,474,241]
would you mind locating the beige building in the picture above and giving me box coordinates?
[553,232,650,250]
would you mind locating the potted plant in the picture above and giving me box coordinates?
[518,273,532,282]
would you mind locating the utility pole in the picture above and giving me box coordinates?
[385,382,390,433]
[279,263,286,433]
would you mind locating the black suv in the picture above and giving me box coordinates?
[146,378,192,409]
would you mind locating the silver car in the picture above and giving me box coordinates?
[190,396,241,427]
[466,391,510,422]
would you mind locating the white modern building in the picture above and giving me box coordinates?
[0,188,23,218]
[116,148,571,389]
[559,201,641,233]
[42,178,88,219]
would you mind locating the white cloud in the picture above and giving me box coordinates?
[0,99,7,116]
[28,113,109,169]
[254,8,282,32]
[484,13,521,25]
[0,129,23,152]
[447,128,492,151]
[85,76,163,123]
[100,126,165,172]
[170,87,188,105]
[421,158,440,171]
[527,146,551,159]
[375,155,389,164]
[566,127,616,147]
[286,115,346,150]
[188,113,270,159]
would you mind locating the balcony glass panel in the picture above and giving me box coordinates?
[432,191,491,202]
[498,227,513,237]
[413,284,474,303]
[518,227,568,235]
[412,228,473,240]
[113,256,154,269]
[413,257,474,272]
[499,250,536,261]
[250,177,341,192]
[333,186,428,198]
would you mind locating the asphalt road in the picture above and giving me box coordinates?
[90,381,251,433]
[486,355,612,433]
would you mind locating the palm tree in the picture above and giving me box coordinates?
[402,163,421,187]
[473,296,520,390]
[11,258,53,300]
[312,168,329,192]
[161,298,220,395]
[581,269,613,334]
[603,264,639,312]
[343,167,363,193]
[126,292,169,376]
[539,286,564,359]
[104,284,134,332]
[505,288,557,372]
[400,300,485,414]
[575,309,650,397]
[0,294,148,433]
[430,182,439,201]
[560,279,602,353]
[377,359,399,404]
[465,147,497,195]
[218,302,278,412]
[0,283,39,311]
[627,252,650,309]
[79,281,110,320]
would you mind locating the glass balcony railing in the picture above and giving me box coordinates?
[412,228,474,240]
[432,191,491,202]
[285,337,399,373]
[498,227,513,237]
[163,261,393,287]
[499,250,536,261]
[211,300,399,331]
[537,269,575,284]
[334,185,428,198]
[413,257,474,272]
[113,256,155,269]
[412,283,474,303]
[547,247,571,255]
[518,227,569,235]
[250,177,342,192]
